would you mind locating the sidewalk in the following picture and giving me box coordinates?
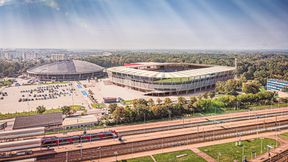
[190,147,216,162]
[251,135,288,162]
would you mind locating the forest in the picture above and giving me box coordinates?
[83,53,288,85]
[1,53,288,84]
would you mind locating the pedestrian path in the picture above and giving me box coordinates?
[190,147,216,162]
[150,155,157,162]
[251,135,288,162]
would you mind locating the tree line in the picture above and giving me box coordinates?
[105,90,279,125]
[1,53,288,84]
[83,53,288,85]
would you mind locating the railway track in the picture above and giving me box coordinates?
[119,110,288,136]
[34,119,288,162]
[263,149,288,162]
[2,109,288,161]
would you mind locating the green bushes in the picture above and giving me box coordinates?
[107,90,277,125]
[0,105,85,120]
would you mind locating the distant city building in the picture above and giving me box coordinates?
[267,79,288,91]
[107,62,235,96]
[27,60,104,81]
[3,53,13,60]
[22,53,27,60]
[51,54,67,61]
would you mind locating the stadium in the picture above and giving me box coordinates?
[27,60,104,81]
[107,62,235,96]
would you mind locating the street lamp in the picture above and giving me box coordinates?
[260,138,264,154]
[97,147,101,162]
[251,149,256,159]
[114,151,118,162]
[217,152,221,162]
[242,146,245,162]
[65,151,68,162]
[144,113,146,134]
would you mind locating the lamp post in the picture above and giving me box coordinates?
[242,146,245,162]
[65,151,68,162]
[97,147,101,162]
[114,151,118,162]
[217,152,221,162]
[260,138,263,154]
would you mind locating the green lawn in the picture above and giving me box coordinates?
[154,77,191,83]
[280,132,288,139]
[0,79,13,88]
[121,100,133,105]
[199,138,278,162]
[91,103,105,109]
[0,104,85,120]
[249,103,288,110]
[121,156,154,162]
[40,81,68,85]
[153,150,206,162]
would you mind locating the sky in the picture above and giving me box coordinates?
[0,0,288,49]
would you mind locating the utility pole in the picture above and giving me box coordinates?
[97,147,101,162]
[242,146,245,162]
[234,58,238,80]
[66,151,68,162]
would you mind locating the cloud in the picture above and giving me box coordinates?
[0,0,60,9]
[41,0,60,10]
[0,0,11,6]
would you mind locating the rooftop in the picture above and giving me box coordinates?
[107,62,235,78]
[27,60,104,75]
[13,112,63,130]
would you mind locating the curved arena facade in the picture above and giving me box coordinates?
[27,60,104,81]
[107,62,235,96]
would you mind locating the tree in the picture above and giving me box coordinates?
[164,98,172,105]
[156,98,162,105]
[193,99,212,113]
[216,79,241,95]
[36,105,46,114]
[112,106,126,123]
[151,105,169,118]
[61,106,76,116]
[207,91,216,98]
[193,99,224,113]
[147,98,154,106]
[215,95,237,108]
[242,80,261,94]
[177,96,187,105]
[188,96,198,113]
[108,103,118,113]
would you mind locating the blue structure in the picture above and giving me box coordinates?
[267,79,288,91]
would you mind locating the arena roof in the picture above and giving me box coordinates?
[27,60,103,75]
[107,63,235,78]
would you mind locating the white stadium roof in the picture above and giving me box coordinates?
[27,60,103,75]
[107,63,235,78]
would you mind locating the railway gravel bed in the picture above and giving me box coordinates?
[34,119,288,162]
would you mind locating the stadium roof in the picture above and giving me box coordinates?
[107,63,235,78]
[27,60,103,75]
[13,113,63,130]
